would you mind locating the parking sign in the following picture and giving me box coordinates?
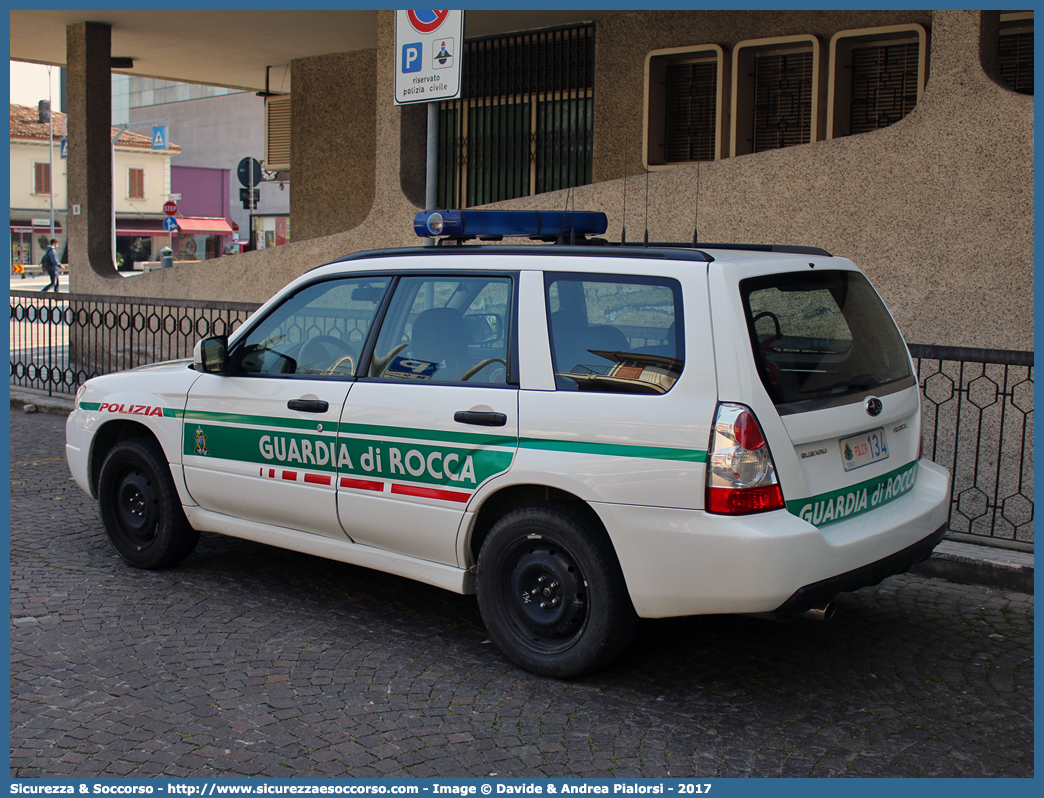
[394,10,464,105]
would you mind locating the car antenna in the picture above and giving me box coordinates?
[692,133,701,247]
[621,135,627,244]
[557,185,572,245]
[570,95,589,246]
[643,167,650,247]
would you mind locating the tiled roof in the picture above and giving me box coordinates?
[10,104,180,150]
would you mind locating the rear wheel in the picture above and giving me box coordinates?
[97,438,199,569]
[476,502,636,678]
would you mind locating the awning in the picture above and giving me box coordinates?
[116,219,168,236]
[175,217,234,234]
[11,221,63,234]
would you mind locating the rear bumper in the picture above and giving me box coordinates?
[769,521,947,618]
[593,458,951,618]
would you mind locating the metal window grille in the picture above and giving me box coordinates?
[664,61,717,162]
[752,51,813,152]
[849,42,920,134]
[437,23,595,208]
[999,30,1034,95]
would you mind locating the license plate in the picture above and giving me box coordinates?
[839,428,889,471]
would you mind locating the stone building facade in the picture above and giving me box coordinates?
[64,10,1032,352]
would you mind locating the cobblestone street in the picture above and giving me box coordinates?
[10,411,1034,778]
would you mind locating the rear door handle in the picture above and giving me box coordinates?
[454,410,507,427]
[288,399,329,413]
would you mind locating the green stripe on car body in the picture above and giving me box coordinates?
[180,411,702,461]
[519,437,707,463]
[786,460,920,528]
[184,422,513,488]
[82,400,706,472]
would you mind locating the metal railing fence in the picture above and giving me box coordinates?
[10,290,260,396]
[9,290,1033,547]
[908,344,1033,548]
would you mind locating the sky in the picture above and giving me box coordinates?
[9,61,63,108]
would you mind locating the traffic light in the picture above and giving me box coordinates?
[240,188,260,210]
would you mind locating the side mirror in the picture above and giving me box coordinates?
[194,336,229,374]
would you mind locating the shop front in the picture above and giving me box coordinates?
[10,218,64,276]
[174,217,235,262]
[116,218,169,271]
[251,214,290,250]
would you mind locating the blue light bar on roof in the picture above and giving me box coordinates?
[414,209,608,239]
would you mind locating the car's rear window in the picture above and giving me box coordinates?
[740,270,912,407]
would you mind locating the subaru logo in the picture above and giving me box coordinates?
[865,397,883,417]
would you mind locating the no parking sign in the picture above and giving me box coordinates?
[394,10,464,105]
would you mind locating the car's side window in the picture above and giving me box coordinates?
[545,273,684,394]
[369,275,513,385]
[236,277,390,377]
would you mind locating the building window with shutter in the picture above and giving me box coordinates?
[827,25,927,139]
[128,168,145,199]
[644,45,725,168]
[999,12,1033,95]
[34,162,51,195]
[731,35,822,157]
[437,24,595,208]
[265,94,292,171]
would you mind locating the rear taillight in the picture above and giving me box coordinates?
[706,403,784,515]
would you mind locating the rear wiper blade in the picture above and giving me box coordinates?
[801,374,876,393]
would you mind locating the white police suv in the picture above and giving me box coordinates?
[66,209,951,677]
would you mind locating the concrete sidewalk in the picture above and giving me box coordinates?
[9,385,1033,595]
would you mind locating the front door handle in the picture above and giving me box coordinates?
[454,410,507,427]
[288,399,329,413]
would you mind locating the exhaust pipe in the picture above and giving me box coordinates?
[743,600,837,623]
[798,601,836,622]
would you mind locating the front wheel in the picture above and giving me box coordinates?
[97,437,199,569]
[476,502,636,678]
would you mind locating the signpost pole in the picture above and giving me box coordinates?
[424,103,438,247]
[393,11,463,246]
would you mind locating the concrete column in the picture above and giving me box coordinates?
[928,10,1004,89]
[290,50,377,242]
[375,10,427,210]
[65,22,116,285]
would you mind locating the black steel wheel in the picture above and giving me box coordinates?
[476,502,636,678]
[97,437,199,569]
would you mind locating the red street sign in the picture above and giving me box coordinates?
[163,201,178,216]
[407,10,449,33]
[231,221,239,231]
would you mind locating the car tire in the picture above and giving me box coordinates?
[476,502,637,678]
[97,437,200,569]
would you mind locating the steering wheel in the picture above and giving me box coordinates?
[370,343,409,377]
[299,335,358,376]
[460,358,508,381]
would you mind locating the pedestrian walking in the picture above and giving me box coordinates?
[40,239,61,292]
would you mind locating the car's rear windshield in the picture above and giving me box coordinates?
[740,270,912,407]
